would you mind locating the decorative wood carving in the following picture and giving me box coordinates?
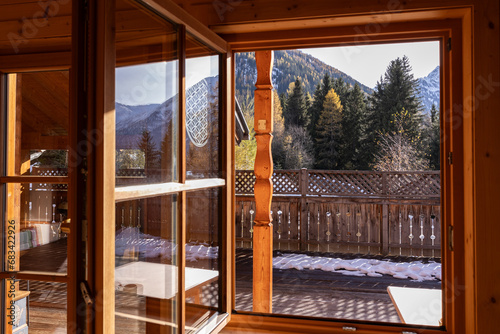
[253,50,274,313]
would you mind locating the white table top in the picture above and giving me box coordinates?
[115,261,218,300]
[387,286,442,327]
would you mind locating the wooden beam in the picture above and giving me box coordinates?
[210,7,469,35]
[137,0,228,53]
[223,19,458,52]
[0,52,71,72]
[252,50,273,313]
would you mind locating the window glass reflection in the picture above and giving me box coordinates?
[185,34,221,180]
[115,195,178,333]
[115,0,178,186]
[185,188,221,332]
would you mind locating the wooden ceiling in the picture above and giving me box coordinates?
[19,71,69,150]
[0,0,72,56]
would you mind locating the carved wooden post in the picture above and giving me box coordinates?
[253,50,274,313]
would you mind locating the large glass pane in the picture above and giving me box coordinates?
[234,43,443,327]
[3,183,68,274]
[5,71,69,176]
[115,0,178,186]
[115,194,178,334]
[184,188,221,332]
[185,35,221,180]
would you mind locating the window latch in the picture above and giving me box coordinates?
[80,281,94,306]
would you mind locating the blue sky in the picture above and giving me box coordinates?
[301,41,440,89]
[116,55,218,106]
[116,41,439,105]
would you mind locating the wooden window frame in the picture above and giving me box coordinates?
[226,8,473,334]
[85,0,232,333]
[0,68,75,334]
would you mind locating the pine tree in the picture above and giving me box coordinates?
[315,89,343,169]
[159,123,177,180]
[340,83,367,169]
[273,90,314,169]
[332,77,349,104]
[137,129,160,173]
[271,90,287,169]
[284,78,309,128]
[364,56,424,167]
[427,103,440,170]
[309,74,332,137]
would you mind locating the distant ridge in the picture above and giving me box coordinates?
[235,50,373,100]
[417,65,440,115]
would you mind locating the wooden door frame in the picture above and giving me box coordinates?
[227,8,473,334]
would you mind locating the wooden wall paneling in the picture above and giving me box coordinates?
[252,50,273,313]
[470,0,499,332]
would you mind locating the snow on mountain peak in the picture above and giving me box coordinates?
[417,66,440,115]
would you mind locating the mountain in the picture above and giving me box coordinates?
[417,66,440,115]
[116,76,218,150]
[235,50,373,102]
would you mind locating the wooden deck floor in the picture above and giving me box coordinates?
[17,240,442,332]
[235,249,441,323]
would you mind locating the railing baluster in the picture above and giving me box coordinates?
[233,169,441,258]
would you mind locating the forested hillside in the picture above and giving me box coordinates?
[235,50,373,104]
[235,53,440,172]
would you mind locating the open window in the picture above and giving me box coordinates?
[112,1,229,333]
[227,14,467,334]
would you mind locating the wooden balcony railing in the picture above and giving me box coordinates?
[236,169,441,258]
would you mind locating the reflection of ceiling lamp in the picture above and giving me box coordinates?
[186,79,209,147]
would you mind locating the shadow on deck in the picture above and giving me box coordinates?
[235,248,441,323]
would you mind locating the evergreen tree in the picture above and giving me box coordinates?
[160,123,177,180]
[284,78,309,128]
[137,129,160,172]
[426,103,440,170]
[274,90,314,169]
[364,56,424,167]
[340,83,367,169]
[279,92,287,112]
[309,74,332,132]
[315,89,343,169]
[332,77,349,104]
[271,90,287,169]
